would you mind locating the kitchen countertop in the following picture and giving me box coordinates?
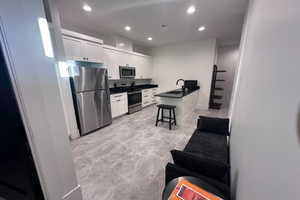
[155,87,200,98]
[110,84,158,94]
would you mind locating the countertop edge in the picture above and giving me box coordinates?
[155,88,200,99]
[109,85,158,94]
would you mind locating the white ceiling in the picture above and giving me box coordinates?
[57,0,248,47]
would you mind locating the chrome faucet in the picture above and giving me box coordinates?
[176,79,185,92]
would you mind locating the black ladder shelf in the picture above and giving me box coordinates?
[209,65,226,109]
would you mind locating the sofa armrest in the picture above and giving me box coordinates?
[165,163,229,198]
[197,116,230,136]
[171,150,229,181]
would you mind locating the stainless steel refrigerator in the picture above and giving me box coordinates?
[70,63,112,136]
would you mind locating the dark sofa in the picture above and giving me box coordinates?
[165,116,230,197]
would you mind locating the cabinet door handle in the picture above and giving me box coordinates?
[114,95,123,97]
[117,100,121,102]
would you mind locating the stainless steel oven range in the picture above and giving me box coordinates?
[127,90,142,114]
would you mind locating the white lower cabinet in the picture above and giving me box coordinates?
[110,89,156,119]
[142,88,157,107]
[110,93,128,118]
[151,88,157,104]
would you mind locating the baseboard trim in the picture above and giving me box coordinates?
[70,128,80,140]
[62,185,82,200]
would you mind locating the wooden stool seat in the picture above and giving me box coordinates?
[157,104,176,109]
[155,104,177,130]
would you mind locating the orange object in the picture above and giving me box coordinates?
[168,178,223,200]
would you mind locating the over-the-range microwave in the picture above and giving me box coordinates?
[119,66,136,78]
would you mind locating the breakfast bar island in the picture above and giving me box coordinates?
[155,88,200,126]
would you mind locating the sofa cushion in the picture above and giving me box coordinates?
[171,150,229,181]
[184,130,228,164]
[197,116,229,136]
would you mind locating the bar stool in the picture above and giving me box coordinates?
[155,104,177,130]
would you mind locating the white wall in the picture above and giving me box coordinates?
[113,35,133,51]
[0,0,82,199]
[216,44,240,108]
[47,1,80,140]
[152,39,217,109]
[230,0,300,199]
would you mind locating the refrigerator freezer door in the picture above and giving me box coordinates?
[72,66,107,92]
[76,90,112,135]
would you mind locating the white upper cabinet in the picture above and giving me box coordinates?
[63,36,83,61]
[104,48,121,79]
[134,55,152,79]
[62,35,104,63]
[62,30,152,78]
[82,40,104,63]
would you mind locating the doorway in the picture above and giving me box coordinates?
[0,43,45,200]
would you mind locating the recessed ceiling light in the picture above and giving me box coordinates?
[147,37,153,41]
[198,26,206,32]
[187,5,196,14]
[124,26,131,31]
[82,4,92,12]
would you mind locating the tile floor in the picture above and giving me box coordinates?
[71,105,227,200]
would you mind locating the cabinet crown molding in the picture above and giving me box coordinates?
[62,29,103,45]
[103,44,151,58]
